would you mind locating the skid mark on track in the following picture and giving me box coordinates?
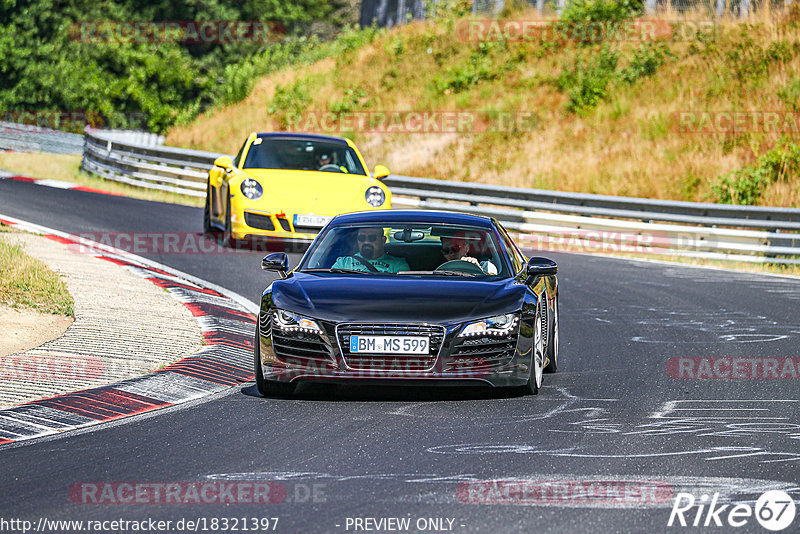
[382,387,619,429]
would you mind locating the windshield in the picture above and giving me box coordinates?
[299,223,510,277]
[242,137,366,175]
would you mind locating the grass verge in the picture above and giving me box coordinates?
[0,152,203,207]
[0,224,75,315]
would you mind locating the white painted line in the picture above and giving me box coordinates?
[34,179,77,189]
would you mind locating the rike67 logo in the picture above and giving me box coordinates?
[668,490,796,531]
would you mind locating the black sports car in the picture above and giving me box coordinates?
[255,210,559,395]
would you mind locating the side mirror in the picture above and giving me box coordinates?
[526,257,557,278]
[373,165,390,180]
[214,156,233,170]
[262,252,288,278]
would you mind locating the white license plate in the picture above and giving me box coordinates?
[350,336,429,354]
[294,214,332,228]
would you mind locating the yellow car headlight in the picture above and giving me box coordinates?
[241,178,263,200]
[365,186,385,207]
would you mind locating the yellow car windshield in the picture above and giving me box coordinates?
[242,137,366,175]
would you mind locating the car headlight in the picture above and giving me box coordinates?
[365,186,385,207]
[272,309,324,334]
[459,313,519,337]
[241,178,263,200]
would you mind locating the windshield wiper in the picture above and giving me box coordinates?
[429,270,478,277]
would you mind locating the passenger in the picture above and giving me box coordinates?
[332,227,410,273]
[440,233,498,275]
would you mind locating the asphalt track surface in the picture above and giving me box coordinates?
[1,179,800,533]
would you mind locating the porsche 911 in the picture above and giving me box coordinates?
[204,132,391,245]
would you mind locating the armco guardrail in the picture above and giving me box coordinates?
[80,128,800,264]
[82,128,221,197]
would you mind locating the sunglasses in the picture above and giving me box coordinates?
[358,234,380,242]
[442,246,465,254]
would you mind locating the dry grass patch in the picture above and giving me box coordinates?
[165,8,800,208]
[0,226,74,316]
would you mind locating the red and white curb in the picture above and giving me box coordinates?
[0,170,122,196]
[0,214,258,447]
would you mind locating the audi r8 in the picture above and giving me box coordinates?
[255,210,559,396]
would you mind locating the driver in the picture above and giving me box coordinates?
[440,234,498,275]
[332,227,410,273]
[317,153,332,169]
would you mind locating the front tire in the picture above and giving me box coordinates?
[254,323,296,397]
[544,292,559,374]
[524,306,544,395]
[203,184,216,234]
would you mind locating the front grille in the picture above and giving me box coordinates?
[244,212,275,231]
[277,218,291,232]
[446,333,517,372]
[337,323,445,372]
[268,316,333,367]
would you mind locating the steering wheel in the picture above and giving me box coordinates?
[347,255,380,273]
[319,164,344,173]
[435,260,485,275]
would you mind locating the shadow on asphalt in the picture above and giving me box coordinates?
[240,383,528,402]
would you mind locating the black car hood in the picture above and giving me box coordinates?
[269,273,527,325]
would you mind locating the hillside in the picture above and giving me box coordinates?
[166,4,800,207]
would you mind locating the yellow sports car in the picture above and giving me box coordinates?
[204,132,391,244]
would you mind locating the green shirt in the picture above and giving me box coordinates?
[332,253,410,273]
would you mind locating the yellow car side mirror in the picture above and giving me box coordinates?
[214,156,233,170]
[373,165,390,180]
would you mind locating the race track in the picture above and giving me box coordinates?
[1,179,799,533]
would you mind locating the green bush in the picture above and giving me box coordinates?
[561,0,643,23]
[713,140,800,204]
[557,47,619,114]
[267,79,311,129]
[778,77,800,111]
[330,88,368,114]
[434,41,510,94]
[620,43,668,84]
